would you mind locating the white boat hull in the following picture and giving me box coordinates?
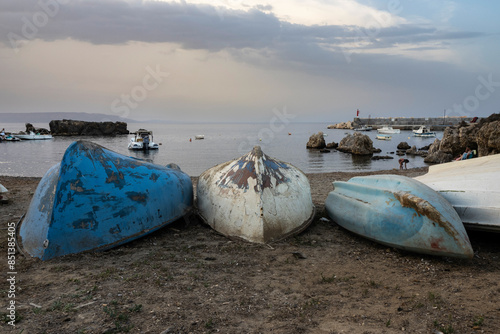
[15,133,53,140]
[377,126,400,134]
[415,154,500,232]
[197,146,315,243]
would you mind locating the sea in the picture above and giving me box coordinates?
[0,122,440,178]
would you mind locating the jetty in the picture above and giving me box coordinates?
[329,116,479,130]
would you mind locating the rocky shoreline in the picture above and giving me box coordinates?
[323,113,500,164]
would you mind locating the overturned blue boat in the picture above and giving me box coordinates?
[18,141,193,260]
[325,175,473,259]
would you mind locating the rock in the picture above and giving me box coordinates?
[406,146,417,155]
[326,141,338,149]
[24,123,50,134]
[319,149,331,153]
[477,119,500,156]
[49,119,129,136]
[424,113,500,162]
[337,132,377,155]
[371,155,394,160]
[327,121,353,129]
[306,132,326,149]
[424,151,453,164]
[397,142,411,150]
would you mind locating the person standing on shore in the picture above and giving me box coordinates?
[399,158,409,170]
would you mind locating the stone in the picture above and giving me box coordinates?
[424,151,453,164]
[371,155,394,160]
[49,119,129,136]
[337,132,377,155]
[424,113,500,162]
[326,141,338,149]
[477,119,500,156]
[306,132,326,149]
[397,142,411,150]
[327,121,353,129]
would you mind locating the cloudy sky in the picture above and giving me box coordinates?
[1,0,499,123]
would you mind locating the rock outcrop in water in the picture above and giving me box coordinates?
[49,120,129,136]
[424,113,500,164]
[24,123,50,134]
[306,132,326,149]
[337,132,380,155]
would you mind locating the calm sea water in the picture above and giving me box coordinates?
[0,122,440,177]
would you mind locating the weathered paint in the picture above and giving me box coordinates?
[197,146,315,243]
[18,141,193,260]
[415,154,500,232]
[325,175,473,259]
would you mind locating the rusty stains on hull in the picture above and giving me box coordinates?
[393,191,459,240]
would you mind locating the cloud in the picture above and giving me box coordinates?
[0,0,484,56]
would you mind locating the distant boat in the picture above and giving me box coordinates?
[376,134,392,140]
[354,125,372,131]
[415,154,500,233]
[377,126,400,134]
[195,135,205,140]
[18,141,193,260]
[325,175,473,258]
[413,126,436,137]
[197,146,315,243]
[2,135,20,142]
[128,129,159,150]
[15,131,53,140]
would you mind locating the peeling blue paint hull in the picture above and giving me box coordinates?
[325,175,473,259]
[18,141,193,260]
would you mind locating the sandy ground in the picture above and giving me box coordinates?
[1,168,499,334]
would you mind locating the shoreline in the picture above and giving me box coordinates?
[3,166,500,334]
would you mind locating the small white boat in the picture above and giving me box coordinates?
[195,135,205,140]
[377,126,400,134]
[128,129,159,151]
[354,125,372,131]
[197,146,315,243]
[376,134,392,140]
[15,131,53,140]
[415,154,500,232]
[413,126,436,137]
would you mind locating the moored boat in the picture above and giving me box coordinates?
[415,154,500,232]
[197,146,315,243]
[413,126,436,137]
[15,131,53,140]
[128,129,159,150]
[325,175,473,258]
[195,135,205,140]
[354,125,373,131]
[377,126,400,134]
[376,134,392,140]
[17,141,193,260]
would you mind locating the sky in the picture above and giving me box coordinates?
[0,0,499,123]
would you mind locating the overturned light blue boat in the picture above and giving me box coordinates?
[325,175,473,259]
[18,141,193,260]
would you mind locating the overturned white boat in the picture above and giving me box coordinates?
[197,146,315,243]
[415,154,500,232]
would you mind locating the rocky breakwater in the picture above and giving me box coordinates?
[424,113,500,164]
[337,132,381,155]
[49,119,129,136]
[327,121,353,129]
